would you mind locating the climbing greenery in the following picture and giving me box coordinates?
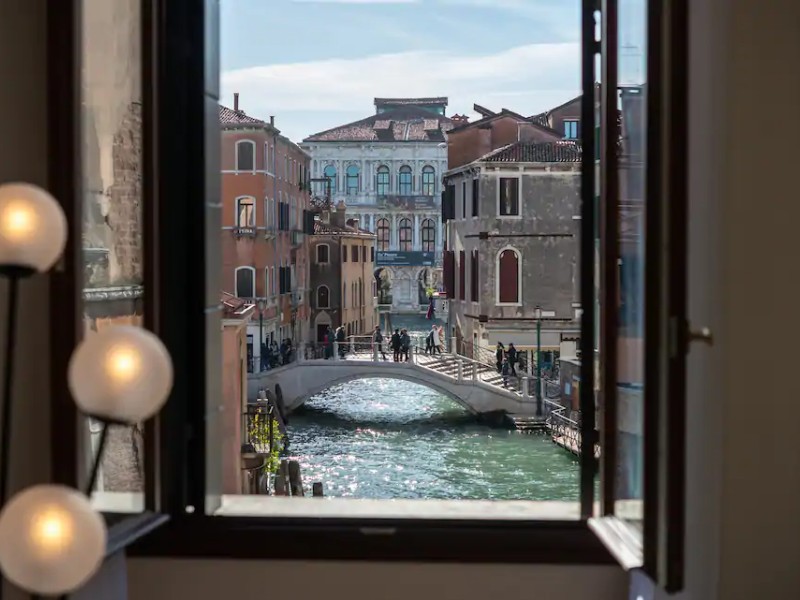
[248,406,286,475]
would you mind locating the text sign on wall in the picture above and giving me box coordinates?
[376,251,435,266]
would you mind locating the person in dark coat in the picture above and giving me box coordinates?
[495,342,505,373]
[390,329,401,362]
[400,329,411,362]
[507,343,518,376]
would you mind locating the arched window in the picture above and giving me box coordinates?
[235,196,255,227]
[398,165,412,195]
[346,164,360,195]
[317,285,330,309]
[316,243,330,264]
[236,140,255,171]
[497,248,521,305]
[421,165,436,196]
[399,217,412,251]
[421,218,436,252]
[376,218,390,251]
[376,165,389,196]
[235,266,255,298]
[323,165,337,196]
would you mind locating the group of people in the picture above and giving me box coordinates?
[495,342,520,388]
[321,325,348,359]
[259,338,294,370]
[424,324,445,355]
[372,326,412,362]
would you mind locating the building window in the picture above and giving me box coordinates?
[265,267,270,298]
[342,282,346,308]
[316,244,329,264]
[471,249,479,302]
[421,165,435,196]
[398,217,412,251]
[458,250,466,301]
[472,178,479,217]
[317,285,330,309]
[346,164,360,195]
[462,181,467,219]
[398,165,412,195]
[497,247,521,305]
[564,119,579,139]
[343,244,348,262]
[421,218,435,252]
[376,165,389,196]
[235,140,255,171]
[235,196,255,227]
[376,218,390,251]
[351,245,358,262]
[323,165,337,195]
[499,177,520,217]
[235,266,255,298]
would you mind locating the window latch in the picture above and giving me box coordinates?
[688,325,713,346]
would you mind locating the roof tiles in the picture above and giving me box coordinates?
[481,141,582,163]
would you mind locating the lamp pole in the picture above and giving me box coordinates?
[535,305,542,416]
[258,299,265,372]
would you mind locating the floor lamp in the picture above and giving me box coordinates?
[0,183,174,599]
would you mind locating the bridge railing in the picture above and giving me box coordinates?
[346,335,375,355]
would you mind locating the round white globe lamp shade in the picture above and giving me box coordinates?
[0,485,106,595]
[0,182,67,272]
[68,325,173,423]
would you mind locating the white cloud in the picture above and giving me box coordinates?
[222,43,579,141]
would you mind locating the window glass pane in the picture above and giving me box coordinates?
[237,141,255,171]
[615,0,647,526]
[81,0,144,512]
[499,178,519,216]
[376,166,389,196]
[398,166,412,195]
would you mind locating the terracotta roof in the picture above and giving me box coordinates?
[313,220,375,237]
[303,105,454,143]
[448,108,560,136]
[220,292,255,318]
[481,141,582,163]
[528,112,550,127]
[219,105,266,127]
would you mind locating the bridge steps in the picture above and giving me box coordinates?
[507,414,548,432]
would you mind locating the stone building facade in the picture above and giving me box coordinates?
[443,141,582,360]
[308,202,378,342]
[301,98,454,313]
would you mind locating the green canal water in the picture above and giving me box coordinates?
[286,316,581,501]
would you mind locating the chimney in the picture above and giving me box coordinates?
[234,92,239,112]
[331,200,347,229]
[270,115,275,127]
[450,113,470,126]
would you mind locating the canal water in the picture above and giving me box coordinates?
[286,316,581,501]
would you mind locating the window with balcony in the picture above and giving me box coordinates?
[316,244,329,264]
[346,164,359,195]
[498,177,520,217]
[398,217,412,251]
[235,197,255,227]
[496,247,521,305]
[235,266,255,298]
[324,164,337,195]
[398,165,412,195]
[376,218,390,251]
[421,218,435,252]
[376,165,389,195]
[235,139,255,171]
[421,165,435,196]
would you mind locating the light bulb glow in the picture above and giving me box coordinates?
[30,505,74,558]
[1,202,38,241]
[0,183,67,272]
[105,345,141,383]
[0,485,106,595]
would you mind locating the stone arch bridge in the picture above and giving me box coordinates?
[247,345,543,417]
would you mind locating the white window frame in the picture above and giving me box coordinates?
[316,243,330,264]
[496,175,522,219]
[235,195,256,227]
[235,266,256,298]
[495,246,522,307]
[235,139,256,173]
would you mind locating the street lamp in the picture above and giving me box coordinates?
[257,299,266,372]
[534,305,543,416]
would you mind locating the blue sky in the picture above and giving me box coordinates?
[221,0,584,142]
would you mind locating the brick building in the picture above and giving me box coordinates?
[220,94,312,370]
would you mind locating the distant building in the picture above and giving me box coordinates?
[443,140,582,363]
[308,200,378,342]
[301,97,454,313]
[220,94,313,371]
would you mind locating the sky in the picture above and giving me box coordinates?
[221,0,584,143]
